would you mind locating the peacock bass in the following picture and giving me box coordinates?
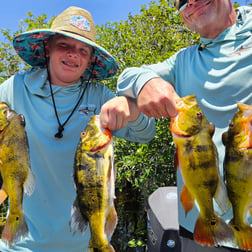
[70,115,117,252]
[170,95,236,248]
[0,102,35,247]
[223,103,252,250]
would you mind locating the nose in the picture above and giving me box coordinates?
[67,46,78,57]
[187,0,197,7]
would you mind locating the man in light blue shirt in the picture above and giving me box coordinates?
[0,6,155,252]
[117,0,252,251]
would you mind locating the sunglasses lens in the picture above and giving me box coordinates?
[174,0,188,11]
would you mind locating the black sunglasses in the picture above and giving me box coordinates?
[174,0,188,11]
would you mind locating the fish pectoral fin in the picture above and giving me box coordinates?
[69,199,88,234]
[214,178,231,215]
[0,188,8,204]
[105,206,118,239]
[24,169,36,196]
[180,185,195,215]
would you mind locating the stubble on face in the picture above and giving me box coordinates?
[180,0,236,38]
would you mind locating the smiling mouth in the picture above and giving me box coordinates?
[63,61,78,67]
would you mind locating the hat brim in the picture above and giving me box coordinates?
[13,29,119,81]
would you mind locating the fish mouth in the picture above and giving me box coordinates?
[90,141,111,152]
[171,132,192,138]
[170,125,192,138]
[90,128,112,152]
[238,141,252,150]
[170,117,192,138]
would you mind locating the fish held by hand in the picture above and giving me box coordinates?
[70,115,117,252]
[170,95,236,248]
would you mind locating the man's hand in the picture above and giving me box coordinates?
[100,96,140,130]
[138,77,180,118]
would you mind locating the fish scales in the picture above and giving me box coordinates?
[170,95,236,248]
[70,115,117,252]
[223,103,252,250]
[0,102,35,247]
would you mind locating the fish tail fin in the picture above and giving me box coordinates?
[214,177,231,215]
[24,169,36,196]
[69,199,88,234]
[194,215,215,246]
[229,221,252,250]
[180,185,195,216]
[194,214,236,247]
[105,205,117,239]
[1,212,28,247]
[0,188,8,204]
[88,243,115,252]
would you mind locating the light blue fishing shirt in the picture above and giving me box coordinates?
[117,6,252,242]
[0,67,155,252]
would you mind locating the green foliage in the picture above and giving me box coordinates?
[97,0,252,198]
[0,12,53,83]
[0,0,251,250]
[1,0,251,205]
[233,0,252,7]
[97,0,200,91]
[97,0,199,197]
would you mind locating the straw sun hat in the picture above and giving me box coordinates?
[13,6,119,81]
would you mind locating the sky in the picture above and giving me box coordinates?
[0,0,249,34]
[1,0,152,33]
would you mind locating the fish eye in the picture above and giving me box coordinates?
[229,122,234,129]
[196,112,202,118]
[81,131,87,137]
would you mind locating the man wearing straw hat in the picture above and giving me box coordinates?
[0,6,155,251]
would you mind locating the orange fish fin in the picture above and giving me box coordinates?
[194,215,236,247]
[229,222,252,250]
[105,205,118,239]
[1,212,28,247]
[194,215,215,246]
[180,185,195,215]
[0,188,8,204]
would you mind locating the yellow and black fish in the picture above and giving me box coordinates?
[223,103,252,250]
[0,102,35,247]
[170,95,236,247]
[70,115,117,252]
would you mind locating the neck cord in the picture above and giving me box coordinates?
[45,56,96,138]
[48,74,87,138]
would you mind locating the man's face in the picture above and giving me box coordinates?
[47,35,93,86]
[180,0,233,38]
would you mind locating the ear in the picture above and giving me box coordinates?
[44,40,50,58]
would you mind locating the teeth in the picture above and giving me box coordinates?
[64,61,78,67]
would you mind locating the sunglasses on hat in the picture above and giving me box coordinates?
[174,0,188,11]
